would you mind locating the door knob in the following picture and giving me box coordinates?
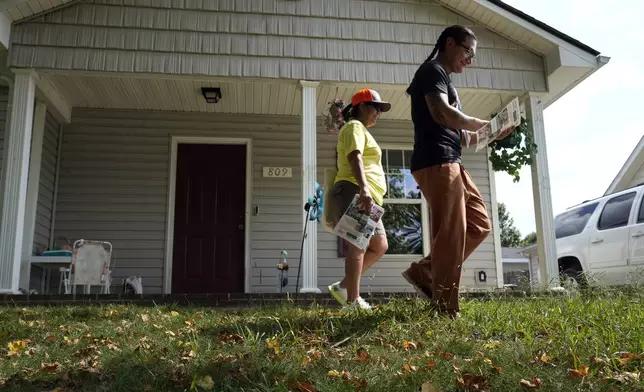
[591,238,603,244]
[633,232,644,238]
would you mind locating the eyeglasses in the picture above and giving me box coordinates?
[365,102,382,113]
[459,43,475,60]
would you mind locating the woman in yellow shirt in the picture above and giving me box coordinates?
[328,89,391,310]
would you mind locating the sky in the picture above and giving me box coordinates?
[493,0,643,236]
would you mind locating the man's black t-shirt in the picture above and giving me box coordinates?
[409,60,462,172]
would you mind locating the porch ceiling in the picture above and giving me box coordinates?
[42,74,519,121]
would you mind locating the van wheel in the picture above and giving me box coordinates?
[561,268,586,290]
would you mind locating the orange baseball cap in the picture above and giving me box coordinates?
[351,89,391,112]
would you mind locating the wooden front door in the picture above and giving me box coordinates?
[171,144,246,293]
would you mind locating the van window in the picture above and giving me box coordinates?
[639,195,644,223]
[598,192,636,230]
[555,202,599,239]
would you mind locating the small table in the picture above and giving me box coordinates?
[29,255,72,294]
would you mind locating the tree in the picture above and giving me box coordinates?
[521,232,537,247]
[498,202,522,248]
[381,175,423,255]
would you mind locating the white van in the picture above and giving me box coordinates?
[554,183,644,286]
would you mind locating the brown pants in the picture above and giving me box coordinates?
[409,163,491,312]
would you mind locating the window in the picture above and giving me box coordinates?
[380,148,427,255]
[555,202,599,239]
[638,194,644,223]
[598,192,636,231]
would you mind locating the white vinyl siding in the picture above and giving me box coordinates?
[33,112,61,254]
[10,0,546,90]
[53,109,498,294]
[55,110,303,294]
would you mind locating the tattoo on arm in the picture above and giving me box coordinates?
[426,92,447,124]
[425,92,472,129]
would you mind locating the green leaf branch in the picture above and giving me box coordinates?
[488,115,537,182]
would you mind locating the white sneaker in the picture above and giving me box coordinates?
[328,282,348,305]
[343,296,372,310]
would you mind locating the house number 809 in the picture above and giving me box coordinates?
[263,167,292,178]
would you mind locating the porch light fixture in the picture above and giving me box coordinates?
[201,87,222,103]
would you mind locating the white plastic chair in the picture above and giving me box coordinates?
[65,240,113,295]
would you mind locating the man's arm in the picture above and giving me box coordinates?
[425,92,488,132]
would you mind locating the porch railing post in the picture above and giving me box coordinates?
[0,69,37,293]
[527,94,560,289]
[299,80,321,294]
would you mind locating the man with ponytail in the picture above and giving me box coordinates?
[401,25,515,318]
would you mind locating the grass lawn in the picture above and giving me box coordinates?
[0,289,643,392]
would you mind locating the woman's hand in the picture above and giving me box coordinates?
[357,187,373,213]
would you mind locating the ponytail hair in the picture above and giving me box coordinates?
[339,103,363,127]
[406,25,476,95]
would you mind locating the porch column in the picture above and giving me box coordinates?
[20,101,47,290]
[527,95,559,289]
[299,80,321,293]
[0,69,37,293]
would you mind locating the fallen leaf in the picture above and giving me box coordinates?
[141,314,149,323]
[195,375,214,389]
[352,378,368,391]
[590,356,607,365]
[568,365,589,380]
[180,349,196,361]
[354,347,371,363]
[267,338,280,354]
[403,340,418,350]
[45,335,56,342]
[7,340,27,354]
[539,353,549,364]
[483,340,501,350]
[165,330,176,337]
[427,360,437,370]
[63,336,79,346]
[520,377,542,389]
[403,363,418,373]
[328,370,341,378]
[170,311,179,317]
[457,372,490,392]
[40,362,60,373]
[617,352,644,367]
[421,381,441,392]
[442,352,455,360]
[341,370,352,380]
[603,372,641,384]
[301,356,312,367]
[220,333,244,344]
[288,380,318,392]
